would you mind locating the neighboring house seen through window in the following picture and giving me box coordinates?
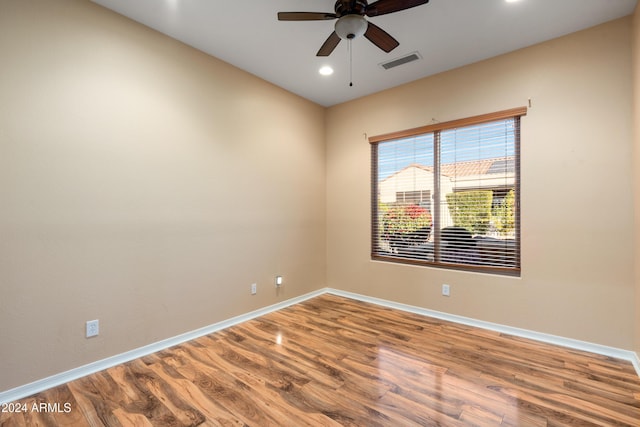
[370,108,526,276]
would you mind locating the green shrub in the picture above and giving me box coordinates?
[445,191,493,235]
[492,189,515,236]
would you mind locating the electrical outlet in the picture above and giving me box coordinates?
[251,283,257,295]
[86,319,99,338]
[442,284,450,297]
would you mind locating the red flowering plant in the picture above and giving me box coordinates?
[381,204,432,238]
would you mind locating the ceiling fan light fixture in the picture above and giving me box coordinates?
[334,15,367,40]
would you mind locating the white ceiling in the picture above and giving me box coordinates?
[91,0,637,107]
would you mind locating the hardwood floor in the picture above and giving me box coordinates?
[2,294,639,426]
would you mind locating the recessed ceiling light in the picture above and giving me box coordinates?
[319,66,334,76]
[505,0,520,3]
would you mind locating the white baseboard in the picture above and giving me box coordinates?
[632,352,640,378]
[0,288,326,405]
[2,287,639,404]
[326,288,640,378]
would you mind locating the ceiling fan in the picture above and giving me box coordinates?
[278,0,430,57]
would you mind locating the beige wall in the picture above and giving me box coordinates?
[0,0,326,391]
[327,18,635,349]
[633,4,640,357]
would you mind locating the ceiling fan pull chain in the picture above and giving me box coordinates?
[349,38,353,87]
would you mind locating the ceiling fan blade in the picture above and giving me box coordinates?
[365,0,429,17]
[317,31,341,56]
[364,22,399,53]
[278,12,337,21]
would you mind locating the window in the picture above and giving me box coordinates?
[370,108,526,276]
[396,190,430,205]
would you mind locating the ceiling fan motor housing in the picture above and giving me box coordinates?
[334,0,368,17]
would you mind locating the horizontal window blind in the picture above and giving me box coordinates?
[370,108,525,276]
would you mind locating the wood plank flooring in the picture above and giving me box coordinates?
[1,294,640,426]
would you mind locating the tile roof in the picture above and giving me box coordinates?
[384,157,515,181]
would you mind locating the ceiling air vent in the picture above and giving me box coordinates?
[380,52,422,70]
